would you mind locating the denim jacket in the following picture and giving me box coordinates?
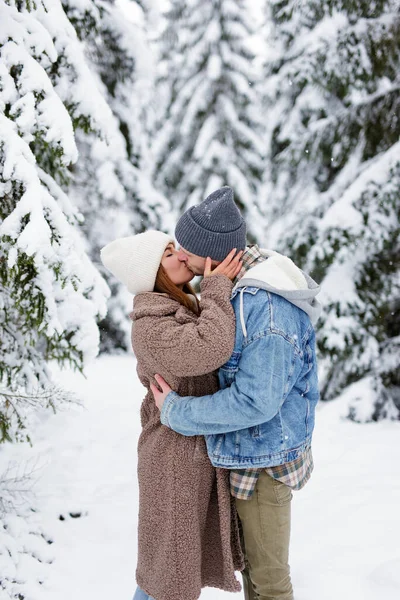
[161,250,321,469]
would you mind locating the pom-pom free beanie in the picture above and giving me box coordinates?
[100,230,174,294]
[175,186,246,261]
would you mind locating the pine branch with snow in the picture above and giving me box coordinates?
[0,384,81,444]
[0,1,111,395]
[61,0,172,351]
[260,0,400,420]
[0,460,54,600]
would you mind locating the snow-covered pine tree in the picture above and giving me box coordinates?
[0,0,111,396]
[152,0,264,235]
[0,0,135,442]
[154,0,187,132]
[0,1,166,592]
[0,3,115,592]
[260,0,400,420]
[0,460,54,599]
[61,0,171,352]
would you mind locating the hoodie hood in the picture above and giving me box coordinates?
[233,248,322,323]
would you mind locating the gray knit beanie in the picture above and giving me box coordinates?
[175,186,246,261]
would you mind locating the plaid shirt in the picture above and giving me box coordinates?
[229,245,314,500]
[233,244,266,285]
[230,447,314,500]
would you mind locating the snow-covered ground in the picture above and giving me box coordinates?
[2,354,400,600]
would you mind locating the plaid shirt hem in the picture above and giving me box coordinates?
[230,447,314,500]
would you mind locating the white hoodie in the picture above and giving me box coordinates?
[232,248,322,325]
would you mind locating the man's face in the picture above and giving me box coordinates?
[177,246,220,276]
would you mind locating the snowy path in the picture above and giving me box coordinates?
[3,355,400,600]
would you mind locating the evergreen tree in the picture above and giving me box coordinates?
[0,459,54,598]
[261,0,400,420]
[154,0,187,129]
[0,0,167,441]
[0,0,109,408]
[62,0,170,352]
[152,0,264,234]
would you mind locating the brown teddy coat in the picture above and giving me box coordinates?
[130,274,244,600]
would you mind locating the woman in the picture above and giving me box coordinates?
[100,230,244,600]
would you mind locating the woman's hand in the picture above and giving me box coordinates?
[151,374,172,411]
[204,248,243,281]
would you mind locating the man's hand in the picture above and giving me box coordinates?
[151,374,173,411]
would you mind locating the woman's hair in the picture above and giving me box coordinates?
[154,265,200,315]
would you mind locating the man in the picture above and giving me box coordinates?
[152,186,321,600]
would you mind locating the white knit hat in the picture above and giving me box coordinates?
[100,230,174,294]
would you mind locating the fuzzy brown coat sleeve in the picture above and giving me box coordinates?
[135,275,235,377]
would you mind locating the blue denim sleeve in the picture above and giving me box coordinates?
[160,332,296,436]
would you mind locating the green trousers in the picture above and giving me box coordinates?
[235,471,294,600]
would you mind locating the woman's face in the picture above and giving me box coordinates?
[161,243,195,287]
